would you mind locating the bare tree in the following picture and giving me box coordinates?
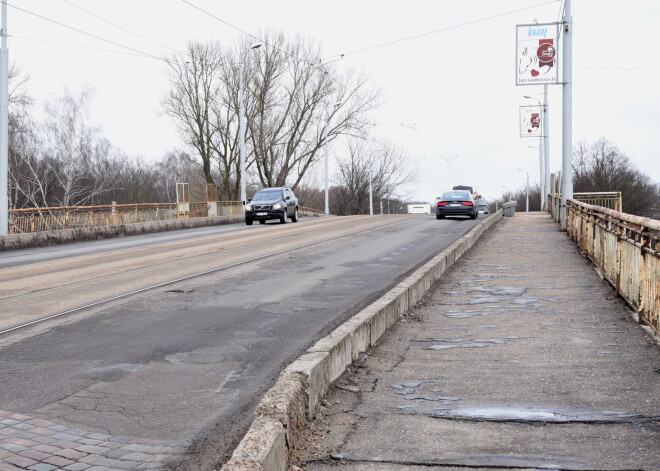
[247,31,379,191]
[162,42,225,188]
[573,138,659,217]
[41,88,121,206]
[163,32,379,200]
[333,138,415,215]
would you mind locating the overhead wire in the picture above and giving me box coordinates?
[5,1,166,62]
[322,0,560,60]
[8,34,155,58]
[60,0,182,55]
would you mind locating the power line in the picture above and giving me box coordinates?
[9,34,154,58]
[414,97,524,126]
[181,0,403,126]
[61,0,181,55]
[323,0,559,60]
[5,1,165,61]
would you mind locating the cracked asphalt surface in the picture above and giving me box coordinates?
[295,213,660,471]
[0,215,482,470]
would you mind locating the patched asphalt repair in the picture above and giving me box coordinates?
[294,213,660,471]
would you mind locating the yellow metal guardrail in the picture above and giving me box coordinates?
[567,199,659,337]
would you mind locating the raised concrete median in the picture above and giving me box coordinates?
[221,211,503,471]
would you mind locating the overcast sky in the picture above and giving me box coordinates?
[7,0,660,203]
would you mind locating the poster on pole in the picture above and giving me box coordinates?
[516,23,559,85]
[520,105,543,137]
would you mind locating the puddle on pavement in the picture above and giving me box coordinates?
[404,396,460,405]
[444,310,487,319]
[429,406,641,423]
[446,287,527,297]
[480,264,536,270]
[415,337,525,351]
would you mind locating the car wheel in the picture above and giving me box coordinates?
[470,212,476,220]
[245,218,253,226]
[259,220,266,224]
[436,213,441,220]
[291,208,299,222]
[280,211,287,224]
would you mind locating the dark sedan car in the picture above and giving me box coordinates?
[245,187,299,225]
[436,190,478,220]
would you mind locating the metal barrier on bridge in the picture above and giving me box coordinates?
[8,201,245,234]
[549,192,622,223]
[567,199,660,337]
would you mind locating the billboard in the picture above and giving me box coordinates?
[520,105,543,137]
[516,23,559,85]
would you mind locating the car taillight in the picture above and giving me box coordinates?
[438,202,447,206]
[463,201,474,206]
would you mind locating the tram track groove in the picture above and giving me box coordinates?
[0,216,412,336]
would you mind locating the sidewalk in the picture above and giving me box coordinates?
[294,213,660,471]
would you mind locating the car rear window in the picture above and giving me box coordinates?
[442,191,470,200]
[479,205,489,210]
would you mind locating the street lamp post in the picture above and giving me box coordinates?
[524,95,545,210]
[0,3,8,235]
[518,169,529,212]
[323,103,340,215]
[239,43,261,205]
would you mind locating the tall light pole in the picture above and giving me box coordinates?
[524,95,545,211]
[323,102,340,215]
[543,84,550,211]
[368,169,373,216]
[518,169,529,212]
[560,0,573,229]
[0,2,8,235]
[239,43,261,205]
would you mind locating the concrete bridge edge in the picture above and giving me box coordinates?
[221,210,504,471]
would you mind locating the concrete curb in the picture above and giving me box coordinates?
[0,215,244,252]
[222,210,503,471]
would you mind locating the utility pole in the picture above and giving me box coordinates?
[560,0,573,229]
[239,43,261,205]
[543,84,550,211]
[323,103,339,215]
[368,170,373,216]
[0,2,8,235]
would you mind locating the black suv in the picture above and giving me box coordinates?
[245,187,299,225]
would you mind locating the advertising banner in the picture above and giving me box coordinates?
[520,105,543,137]
[516,23,559,85]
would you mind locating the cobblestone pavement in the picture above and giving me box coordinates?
[0,410,185,471]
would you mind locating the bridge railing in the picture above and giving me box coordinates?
[8,202,325,234]
[567,199,660,337]
[8,201,244,234]
[549,191,622,223]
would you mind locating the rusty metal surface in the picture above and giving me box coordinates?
[549,191,623,222]
[8,201,245,234]
[566,199,659,336]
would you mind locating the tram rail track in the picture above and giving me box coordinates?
[0,215,411,336]
[0,217,370,304]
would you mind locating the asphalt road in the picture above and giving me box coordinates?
[0,214,482,470]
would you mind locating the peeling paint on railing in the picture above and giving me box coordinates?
[567,199,660,338]
[8,202,244,234]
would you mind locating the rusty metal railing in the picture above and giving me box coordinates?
[8,201,245,234]
[567,199,660,337]
[549,192,622,223]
